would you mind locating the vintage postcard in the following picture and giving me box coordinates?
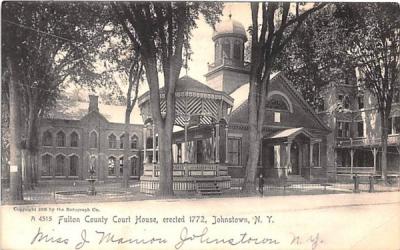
[1,1,400,250]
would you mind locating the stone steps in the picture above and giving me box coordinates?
[195,181,222,196]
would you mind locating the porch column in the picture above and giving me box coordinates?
[350,149,354,174]
[285,141,292,178]
[152,124,157,163]
[309,142,314,179]
[143,125,147,164]
[224,125,229,164]
[211,127,215,162]
[183,122,189,163]
[215,123,220,163]
[373,148,378,174]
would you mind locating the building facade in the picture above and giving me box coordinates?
[38,95,144,181]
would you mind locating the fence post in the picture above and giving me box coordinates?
[353,174,359,193]
[368,174,374,193]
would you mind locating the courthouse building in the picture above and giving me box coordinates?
[36,16,399,187]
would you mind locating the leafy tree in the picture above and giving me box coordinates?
[111,2,222,196]
[335,3,400,181]
[2,2,110,195]
[243,2,326,193]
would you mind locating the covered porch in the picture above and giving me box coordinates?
[260,127,323,180]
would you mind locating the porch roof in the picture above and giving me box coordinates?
[267,127,319,142]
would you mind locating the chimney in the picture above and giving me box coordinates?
[88,95,99,113]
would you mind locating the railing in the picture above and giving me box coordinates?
[207,58,251,71]
[337,134,400,147]
[337,167,375,174]
[144,163,229,178]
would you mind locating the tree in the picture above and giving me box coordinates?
[335,3,400,181]
[110,2,222,196]
[242,2,326,193]
[2,2,110,192]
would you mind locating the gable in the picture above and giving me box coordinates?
[230,72,329,132]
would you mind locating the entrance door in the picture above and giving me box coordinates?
[196,140,204,163]
[290,141,299,175]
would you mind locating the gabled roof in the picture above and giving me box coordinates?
[43,98,143,124]
[267,127,313,140]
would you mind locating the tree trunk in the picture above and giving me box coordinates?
[122,113,130,188]
[24,100,38,190]
[380,112,388,182]
[7,56,23,201]
[157,122,174,197]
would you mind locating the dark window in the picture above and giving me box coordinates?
[108,134,117,149]
[233,40,241,60]
[56,131,65,147]
[70,132,79,147]
[42,131,52,146]
[130,157,138,176]
[55,155,65,176]
[69,155,78,176]
[120,135,125,149]
[394,117,400,134]
[227,138,241,165]
[214,41,220,61]
[266,95,289,111]
[343,96,350,109]
[357,121,364,137]
[131,135,138,149]
[337,122,350,138]
[119,157,124,175]
[337,148,351,167]
[108,156,116,176]
[89,131,98,148]
[358,95,364,109]
[177,143,182,163]
[41,154,52,176]
[312,143,320,167]
[222,40,230,59]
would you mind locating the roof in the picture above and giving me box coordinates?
[44,98,143,124]
[230,72,280,112]
[171,75,223,94]
[213,17,247,41]
[267,127,312,139]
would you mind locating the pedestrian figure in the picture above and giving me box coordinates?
[259,173,264,196]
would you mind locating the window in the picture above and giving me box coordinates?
[227,138,241,165]
[55,155,65,176]
[358,95,364,109]
[120,135,125,149]
[41,154,52,176]
[274,112,281,123]
[108,134,117,149]
[214,41,220,61]
[337,122,350,138]
[131,157,138,176]
[108,156,116,176]
[393,90,400,103]
[312,143,320,167]
[69,155,78,176]
[222,40,230,59]
[392,116,400,134]
[266,95,289,111]
[89,131,97,148]
[119,157,124,175]
[338,94,350,109]
[70,132,79,147]
[233,40,241,60]
[177,143,182,163]
[131,135,138,149]
[357,121,364,137]
[42,131,52,146]
[337,148,351,167]
[56,131,65,147]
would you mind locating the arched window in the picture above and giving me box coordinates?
[56,131,65,147]
[266,95,290,111]
[55,154,65,176]
[70,131,79,147]
[214,41,220,62]
[222,40,230,59]
[42,131,52,146]
[119,157,124,175]
[41,154,52,176]
[69,155,78,176]
[131,157,138,176]
[233,40,241,60]
[108,156,116,176]
[131,135,138,149]
[89,131,98,148]
[109,134,117,149]
[120,134,125,149]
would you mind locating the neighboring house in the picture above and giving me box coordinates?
[318,82,400,180]
[38,95,144,181]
